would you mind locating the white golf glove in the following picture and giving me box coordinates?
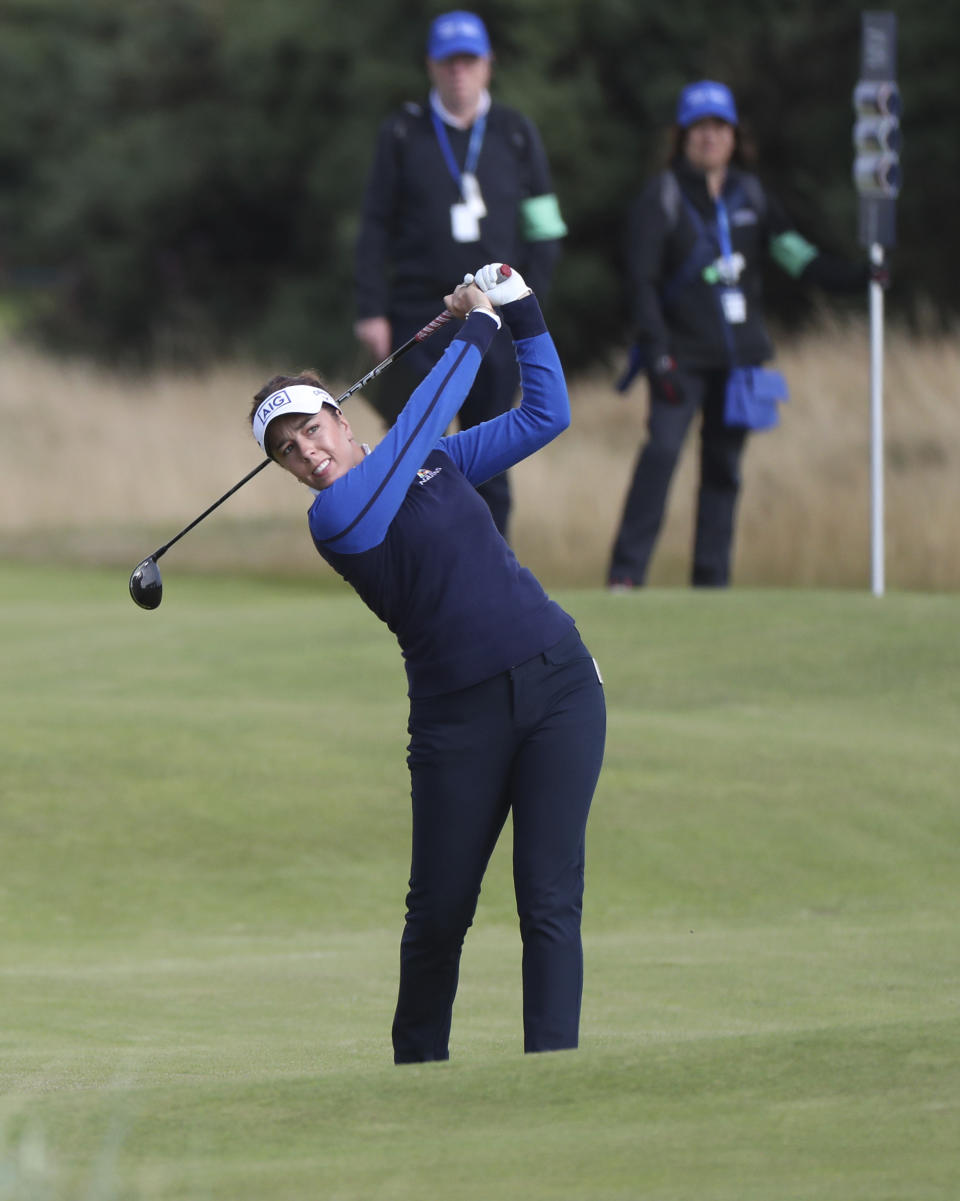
[463,263,532,306]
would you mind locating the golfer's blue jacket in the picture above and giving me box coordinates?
[307,296,574,697]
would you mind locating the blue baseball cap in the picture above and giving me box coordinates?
[676,80,738,128]
[427,11,492,60]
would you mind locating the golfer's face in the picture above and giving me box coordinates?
[270,409,360,490]
[684,117,736,173]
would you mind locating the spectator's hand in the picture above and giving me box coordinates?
[649,356,684,404]
[354,317,392,363]
[869,261,891,290]
[465,263,532,306]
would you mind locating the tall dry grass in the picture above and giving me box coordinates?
[1,318,958,589]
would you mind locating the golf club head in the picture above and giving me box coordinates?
[129,557,163,610]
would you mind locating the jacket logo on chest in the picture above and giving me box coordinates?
[416,466,443,486]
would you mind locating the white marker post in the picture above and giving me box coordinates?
[852,13,900,597]
[868,242,886,596]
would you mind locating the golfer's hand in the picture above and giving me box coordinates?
[444,281,496,321]
[466,263,532,306]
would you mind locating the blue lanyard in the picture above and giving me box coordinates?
[431,108,487,197]
[714,195,740,360]
[714,195,735,263]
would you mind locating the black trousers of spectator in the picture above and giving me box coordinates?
[608,367,749,587]
[368,305,521,540]
[391,628,606,1063]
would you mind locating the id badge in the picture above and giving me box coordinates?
[451,202,480,243]
[720,288,747,324]
[460,172,487,218]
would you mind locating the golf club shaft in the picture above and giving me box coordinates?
[146,310,453,562]
[148,457,273,562]
[337,311,452,404]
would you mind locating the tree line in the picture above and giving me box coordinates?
[0,0,949,374]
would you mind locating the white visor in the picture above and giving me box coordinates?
[252,384,341,453]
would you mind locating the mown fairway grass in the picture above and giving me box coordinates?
[1,561,958,1200]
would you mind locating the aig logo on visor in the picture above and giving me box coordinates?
[257,388,322,426]
[256,391,290,425]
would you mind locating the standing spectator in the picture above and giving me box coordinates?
[354,10,568,539]
[607,80,878,589]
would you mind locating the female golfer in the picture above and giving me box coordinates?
[250,265,605,1062]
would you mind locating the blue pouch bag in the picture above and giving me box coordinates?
[616,344,648,394]
[724,366,790,430]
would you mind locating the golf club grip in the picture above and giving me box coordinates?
[336,311,452,405]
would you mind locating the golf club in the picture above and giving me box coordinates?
[129,310,452,610]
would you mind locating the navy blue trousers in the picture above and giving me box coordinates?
[367,306,521,539]
[392,628,606,1062]
[608,368,749,587]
